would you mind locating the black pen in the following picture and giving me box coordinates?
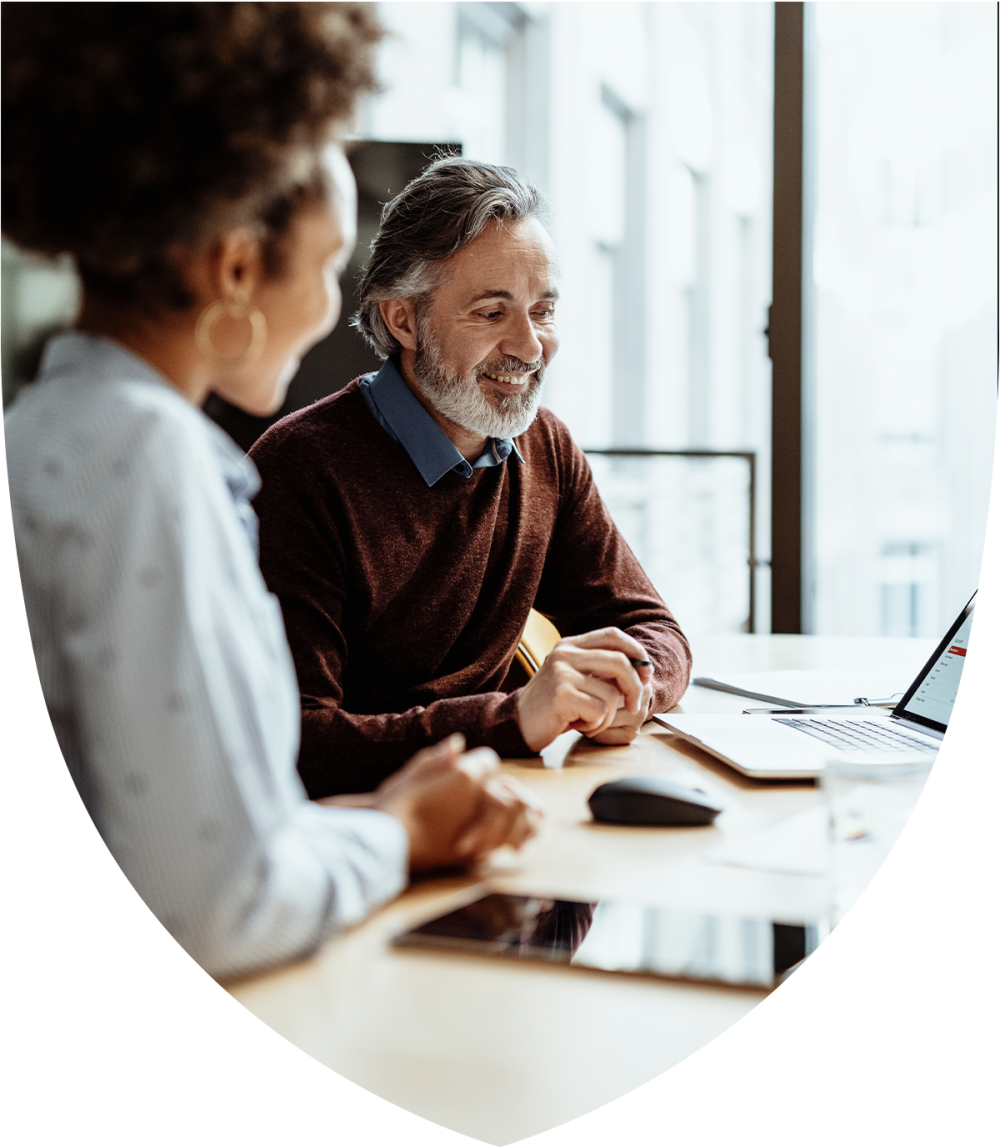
[742,705,866,714]
[629,658,651,668]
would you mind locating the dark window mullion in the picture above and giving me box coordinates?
[769,2,805,634]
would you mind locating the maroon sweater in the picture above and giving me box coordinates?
[250,382,691,797]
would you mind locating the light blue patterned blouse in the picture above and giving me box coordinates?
[5,333,408,980]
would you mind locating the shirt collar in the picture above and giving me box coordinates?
[360,356,525,488]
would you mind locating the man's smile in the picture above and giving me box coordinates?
[477,357,545,397]
[481,370,534,388]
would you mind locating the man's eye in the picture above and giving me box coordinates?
[479,310,503,320]
[533,308,555,320]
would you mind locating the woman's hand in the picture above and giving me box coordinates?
[366,734,544,871]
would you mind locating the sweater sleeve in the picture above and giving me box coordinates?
[532,427,692,716]
[296,691,530,798]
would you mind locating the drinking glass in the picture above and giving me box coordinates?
[822,754,935,922]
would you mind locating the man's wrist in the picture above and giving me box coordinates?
[515,686,552,754]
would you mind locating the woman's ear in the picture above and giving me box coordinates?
[214,228,266,303]
[379,298,419,352]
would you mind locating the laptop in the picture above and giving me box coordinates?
[653,593,975,780]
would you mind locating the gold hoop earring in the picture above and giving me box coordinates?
[194,298,268,367]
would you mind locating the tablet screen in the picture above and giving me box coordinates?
[394,892,827,989]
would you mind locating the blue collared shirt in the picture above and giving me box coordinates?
[359,357,524,487]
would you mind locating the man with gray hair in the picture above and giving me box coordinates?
[251,157,691,798]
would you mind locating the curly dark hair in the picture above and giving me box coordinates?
[1,2,383,306]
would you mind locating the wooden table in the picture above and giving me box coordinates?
[227,635,935,1145]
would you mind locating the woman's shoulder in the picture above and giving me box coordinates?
[6,334,237,515]
[10,333,198,433]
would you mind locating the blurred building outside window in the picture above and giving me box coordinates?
[805,2,997,639]
[1,243,80,409]
[3,3,993,645]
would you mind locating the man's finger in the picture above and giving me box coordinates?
[601,685,652,729]
[589,724,642,745]
[570,672,623,712]
[559,677,622,734]
[555,648,643,713]
[556,627,648,661]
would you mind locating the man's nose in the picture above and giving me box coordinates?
[500,311,545,365]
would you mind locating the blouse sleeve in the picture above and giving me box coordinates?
[15,388,408,980]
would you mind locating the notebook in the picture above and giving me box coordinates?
[653,594,975,779]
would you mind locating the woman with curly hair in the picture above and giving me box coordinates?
[3,3,541,980]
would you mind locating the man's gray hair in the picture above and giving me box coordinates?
[352,156,547,359]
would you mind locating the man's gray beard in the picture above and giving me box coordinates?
[413,319,544,441]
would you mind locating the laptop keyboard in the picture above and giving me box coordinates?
[774,718,938,754]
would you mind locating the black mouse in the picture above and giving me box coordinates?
[588,775,724,827]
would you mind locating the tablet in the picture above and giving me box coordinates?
[393,891,829,989]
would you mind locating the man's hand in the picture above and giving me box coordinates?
[362,734,544,871]
[515,627,654,753]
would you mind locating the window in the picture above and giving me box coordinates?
[805,2,997,638]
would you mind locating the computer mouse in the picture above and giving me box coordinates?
[588,775,724,827]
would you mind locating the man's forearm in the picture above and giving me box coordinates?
[297,690,534,798]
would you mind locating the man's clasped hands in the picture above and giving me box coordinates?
[324,626,653,871]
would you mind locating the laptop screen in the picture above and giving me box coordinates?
[893,594,976,734]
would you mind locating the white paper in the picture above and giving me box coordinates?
[707,806,830,876]
[708,779,925,879]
